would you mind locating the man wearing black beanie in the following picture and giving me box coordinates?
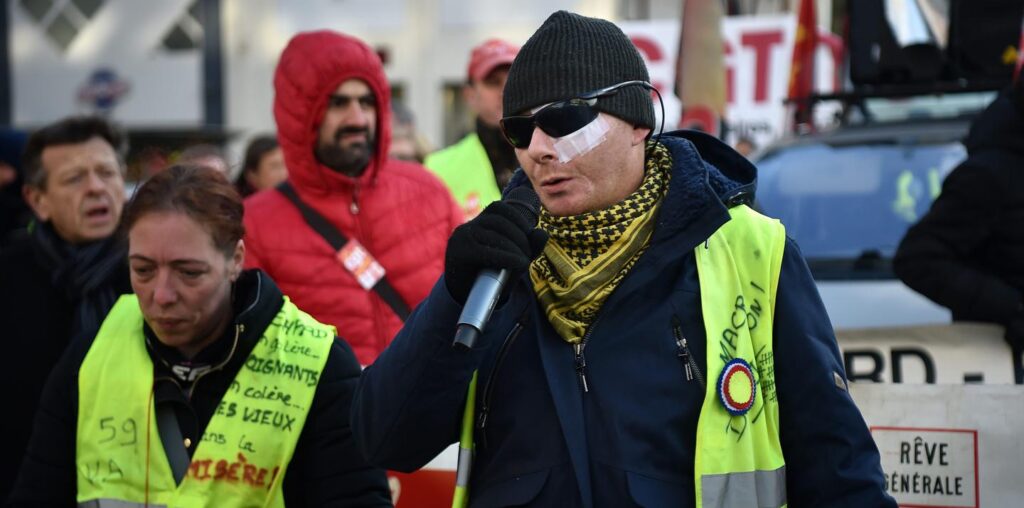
[354,10,895,507]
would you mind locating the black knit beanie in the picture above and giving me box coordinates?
[503,11,654,129]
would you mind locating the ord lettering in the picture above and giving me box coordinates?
[844,348,938,383]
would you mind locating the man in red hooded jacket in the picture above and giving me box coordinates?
[244,30,462,366]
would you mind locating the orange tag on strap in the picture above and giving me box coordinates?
[336,239,386,290]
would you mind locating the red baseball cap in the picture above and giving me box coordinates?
[467,39,519,83]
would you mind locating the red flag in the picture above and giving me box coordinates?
[788,0,817,127]
[675,0,727,136]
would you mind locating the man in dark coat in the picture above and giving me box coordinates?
[894,82,1024,358]
[0,116,130,501]
[352,11,895,507]
[0,128,30,247]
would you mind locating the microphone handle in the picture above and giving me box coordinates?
[453,268,509,349]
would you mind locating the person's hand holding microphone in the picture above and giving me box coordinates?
[444,187,547,349]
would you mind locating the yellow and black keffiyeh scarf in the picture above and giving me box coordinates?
[530,142,672,344]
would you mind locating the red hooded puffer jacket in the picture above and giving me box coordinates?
[243,31,462,365]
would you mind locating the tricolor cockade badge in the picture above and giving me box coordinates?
[718,358,756,416]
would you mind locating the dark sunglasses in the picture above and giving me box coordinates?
[499,80,653,149]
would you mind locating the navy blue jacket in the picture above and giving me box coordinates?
[352,131,895,507]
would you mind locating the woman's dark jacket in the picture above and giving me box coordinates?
[352,131,895,507]
[894,89,1024,325]
[8,269,392,507]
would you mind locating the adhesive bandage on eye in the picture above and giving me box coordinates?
[552,114,610,163]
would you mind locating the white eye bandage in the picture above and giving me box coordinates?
[552,114,610,163]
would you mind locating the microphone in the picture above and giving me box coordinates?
[453,187,542,349]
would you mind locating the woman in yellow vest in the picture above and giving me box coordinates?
[10,165,392,507]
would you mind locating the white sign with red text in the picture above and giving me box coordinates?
[851,384,1024,507]
[620,15,841,149]
[872,427,978,507]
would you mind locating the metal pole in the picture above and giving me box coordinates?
[200,0,223,127]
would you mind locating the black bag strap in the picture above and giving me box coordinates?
[276,182,411,321]
[155,403,190,484]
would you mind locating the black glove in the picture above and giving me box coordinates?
[444,201,549,304]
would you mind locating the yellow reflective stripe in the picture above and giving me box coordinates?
[452,371,478,508]
[700,465,787,508]
[78,499,167,508]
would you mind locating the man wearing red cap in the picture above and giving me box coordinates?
[426,39,519,219]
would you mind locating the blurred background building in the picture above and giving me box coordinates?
[1,0,826,181]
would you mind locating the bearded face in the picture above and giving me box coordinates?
[315,79,377,177]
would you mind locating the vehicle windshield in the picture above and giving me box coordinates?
[755,140,966,264]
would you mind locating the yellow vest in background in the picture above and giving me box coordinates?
[76,295,334,508]
[425,133,503,220]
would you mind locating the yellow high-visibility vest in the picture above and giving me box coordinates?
[693,204,787,508]
[454,204,787,508]
[425,133,503,220]
[76,295,334,508]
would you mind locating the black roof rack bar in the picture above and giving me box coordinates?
[787,79,1008,107]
